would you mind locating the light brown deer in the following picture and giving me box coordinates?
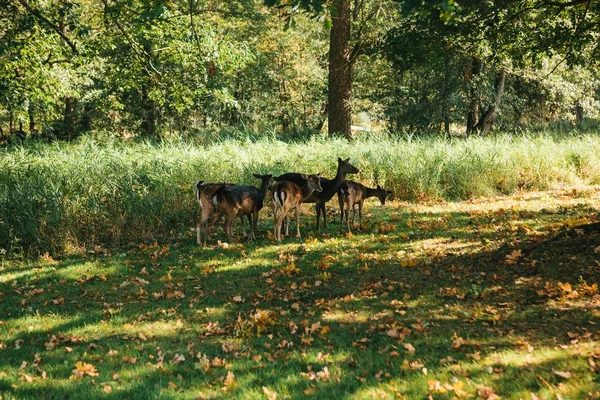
[208,174,273,242]
[196,181,249,246]
[338,181,392,233]
[272,174,323,241]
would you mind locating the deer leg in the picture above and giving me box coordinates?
[204,213,220,246]
[321,202,328,228]
[358,201,363,229]
[248,211,257,241]
[239,215,248,237]
[275,211,286,242]
[196,220,202,246]
[315,203,321,230]
[285,214,290,237]
[339,196,345,233]
[295,205,301,237]
[346,200,351,234]
[224,214,236,242]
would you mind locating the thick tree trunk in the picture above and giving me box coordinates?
[474,70,506,136]
[466,57,482,135]
[328,0,352,139]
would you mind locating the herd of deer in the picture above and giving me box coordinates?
[195,157,393,246]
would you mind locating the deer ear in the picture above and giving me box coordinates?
[377,184,381,190]
[300,174,308,180]
[345,157,350,162]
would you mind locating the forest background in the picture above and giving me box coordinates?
[1,0,599,141]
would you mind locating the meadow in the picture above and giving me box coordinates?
[1,131,600,256]
[0,131,599,399]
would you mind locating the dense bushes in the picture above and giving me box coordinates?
[1,132,600,256]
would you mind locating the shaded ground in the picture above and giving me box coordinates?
[0,187,599,399]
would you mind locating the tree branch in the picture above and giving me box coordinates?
[13,0,78,55]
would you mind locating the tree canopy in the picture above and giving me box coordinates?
[0,0,598,140]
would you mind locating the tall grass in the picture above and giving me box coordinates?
[1,132,600,256]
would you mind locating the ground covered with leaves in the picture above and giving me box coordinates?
[1,187,599,399]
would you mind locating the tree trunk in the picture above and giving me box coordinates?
[328,0,352,139]
[474,70,506,136]
[140,41,158,139]
[29,108,36,134]
[575,100,584,125]
[63,96,76,141]
[466,57,482,135]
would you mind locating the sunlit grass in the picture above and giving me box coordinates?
[1,185,599,398]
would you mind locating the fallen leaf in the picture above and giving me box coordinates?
[552,370,573,379]
[71,362,99,379]
[403,343,416,354]
[223,370,235,387]
[262,386,278,400]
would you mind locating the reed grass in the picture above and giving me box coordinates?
[1,131,599,256]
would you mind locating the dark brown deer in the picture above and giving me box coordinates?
[272,174,323,241]
[338,181,392,233]
[274,157,359,230]
[208,174,273,242]
[195,181,249,246]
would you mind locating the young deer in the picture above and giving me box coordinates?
[195,181,248,246]
[274,157,359,230]
[272,174,323,241]
[338,181,392,233]
[209,174,273,242]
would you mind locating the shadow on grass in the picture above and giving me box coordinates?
[0,200,598,398]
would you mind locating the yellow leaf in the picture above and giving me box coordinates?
[71,362,99,379]
[224,371,235,387]
[168,381,178,389]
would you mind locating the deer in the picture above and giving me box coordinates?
[273,157,359,230]
[195,181,249,246]
[338,180,392,234]
[208,174,273,243]
[272,174,323,241]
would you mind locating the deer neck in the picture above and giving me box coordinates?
[300,183,318,200]
[259,179,271,201]
[364,187,379,199]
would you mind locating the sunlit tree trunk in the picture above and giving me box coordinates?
[328,0,352,139]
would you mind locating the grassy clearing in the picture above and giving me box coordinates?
[1,187,599,399]
[2,132,600,256]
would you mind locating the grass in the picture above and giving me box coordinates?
[2,131,600,256]
[1,186,599,399]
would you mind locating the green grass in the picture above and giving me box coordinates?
[2,132,600,257]
[1,187,599,399]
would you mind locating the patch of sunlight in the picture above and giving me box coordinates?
[403,186,600,216]
[322,309,371,324]
[4,313,77,339]
[216,256,272,273]
[479,346,571,369]
[350,383,402,399]
[1,260,120,283]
